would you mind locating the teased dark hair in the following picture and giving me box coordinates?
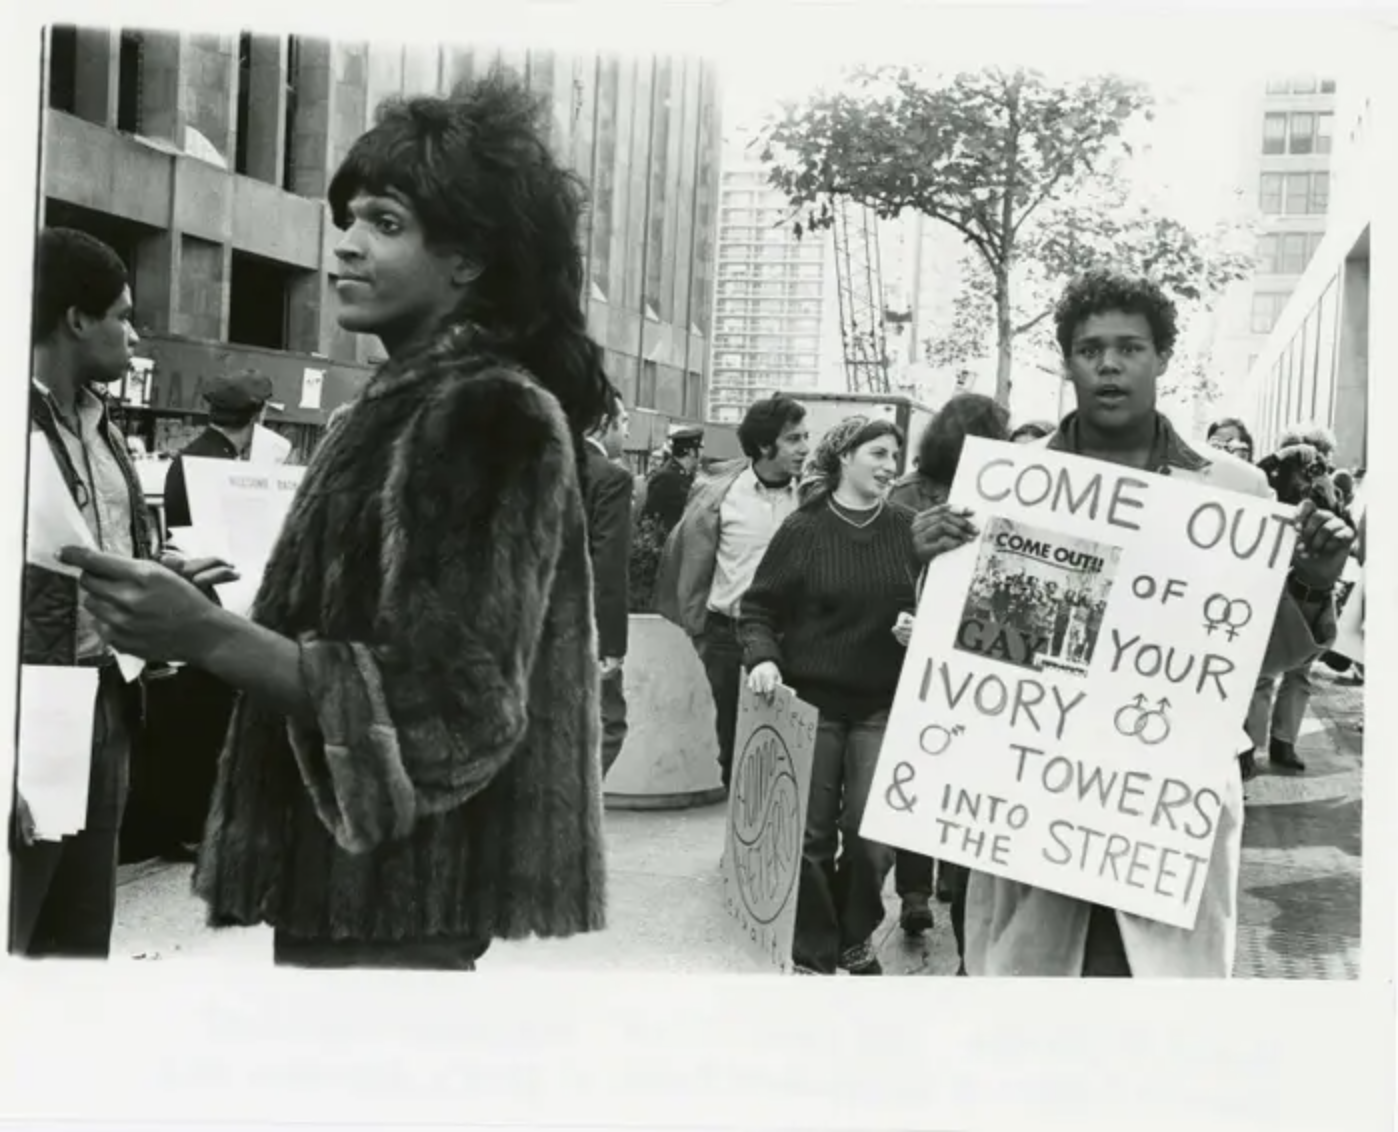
[1054,269,1179,359]
[328,70,610,440]
[917,393,1010,486]
[737,394,807,460]
[33,228,129,342]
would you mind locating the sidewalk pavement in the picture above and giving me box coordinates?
[111,670,1362,978]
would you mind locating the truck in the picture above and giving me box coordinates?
[787,390,940,477]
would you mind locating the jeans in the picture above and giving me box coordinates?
[1081,903,1132,977]
[697,613,743,789]
[273,933,491,970]
[895,849,934,900]
[600,667,628,776]
[1246,662,1314,749]
[794,709,896,973]
[10,664,133,959]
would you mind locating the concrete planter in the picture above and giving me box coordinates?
[604,613,727,810]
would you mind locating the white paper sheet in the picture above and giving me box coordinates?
[26,441,95,578]
[17,665,99,841]
[27,443,146,681]
[299,367,324,410]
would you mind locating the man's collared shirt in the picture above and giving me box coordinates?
[1046,410,1211,475]
[706,465,799,620]
[33,379,135,660]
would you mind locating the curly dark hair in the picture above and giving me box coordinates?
[737,394,807,460]
[327,70,611,439]
[1053,269,1179,359]
[916,393,1010,486]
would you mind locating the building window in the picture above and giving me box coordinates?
[228,252,292,349]
[1284,172,1312,215]
[47,25,78,112]
[1265,77,1290,94]
[117,31,143,133]
[234,33,252,174]
[1262,113,1287,154]
[1250,292,1289,335]
[1259,173,1284,214]
[1311,171,1329,214]
[1320,78,1337,93]
[1306,232,1324,262]
[1288,112,1315,154]
[1256,234,1279,273]
[1280,233,1308,274]
[1316,112,1335,154]
[282,36,300,193]
[1290,75,1317,94]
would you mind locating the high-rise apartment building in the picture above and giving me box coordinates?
[1211,74,1339,388]
[707,140,833,423]
[39,27,722,454]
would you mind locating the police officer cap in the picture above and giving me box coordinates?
[668,425,704,443]
[204,369,274,413]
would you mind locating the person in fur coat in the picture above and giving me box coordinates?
[60,74,613,969]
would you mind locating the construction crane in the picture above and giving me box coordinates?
[830,197,891,395]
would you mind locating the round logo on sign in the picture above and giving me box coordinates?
[728,724,802,927]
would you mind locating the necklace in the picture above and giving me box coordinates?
[828,496,884,530]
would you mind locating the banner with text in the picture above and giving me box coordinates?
[861,437,1297,928]
[721,681,817,972]
[180,458,305,617]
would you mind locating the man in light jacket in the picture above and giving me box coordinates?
[654,395,809,790]
[912,270,1354,978]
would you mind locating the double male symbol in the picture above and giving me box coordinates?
[1202,593,1253,642]
[1114,693,1172,747]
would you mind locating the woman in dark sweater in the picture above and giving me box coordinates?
[888,392,1009,966]
[740,416,917,975]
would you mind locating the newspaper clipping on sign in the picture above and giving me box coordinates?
[721,681,817,973]
[861,437,1297,929]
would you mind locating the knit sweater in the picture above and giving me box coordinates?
[738,501,918,722]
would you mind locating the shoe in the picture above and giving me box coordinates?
[1239,752,1257,782]
[955,961,967,977]
[1269,739,1306,773]
[900,895,934,936]
[839,940,883,975]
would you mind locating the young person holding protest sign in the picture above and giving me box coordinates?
[889,393,1009,956]
[741,416,919,975]
[909,270,1354,977]
[60,73,611,969]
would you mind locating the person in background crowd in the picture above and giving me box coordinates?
[62,73,611,970]
[13,229,221,957]
[888,392,1009,962]
[655,395,809,791]
[641,426,704,537]
[1206,416,1255,464]
[740,415,917,975]
[162,369,276,529]
[124,369,279,866]
[1246,423,1347,775]
[584,384,634,776]
[911,269,1352,977]
[1010,420,1054,444]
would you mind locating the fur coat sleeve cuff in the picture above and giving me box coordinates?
[287,635,418,854]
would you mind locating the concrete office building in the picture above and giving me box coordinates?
[707,133,835,423]
[1240,55,1384,470]
[39,27,723,455]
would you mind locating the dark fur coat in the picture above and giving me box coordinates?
[193,325,606,943]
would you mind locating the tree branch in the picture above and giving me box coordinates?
[1013,307,1054,337]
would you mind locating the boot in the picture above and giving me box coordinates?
[899,894,934,936]
[1270,737,1306,773]
[839,940,883,976]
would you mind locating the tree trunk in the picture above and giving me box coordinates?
[994,272,1013,408]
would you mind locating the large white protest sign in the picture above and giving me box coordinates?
[862,437,1297,929]
[180,458,305,616]
[721,681,816,973]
